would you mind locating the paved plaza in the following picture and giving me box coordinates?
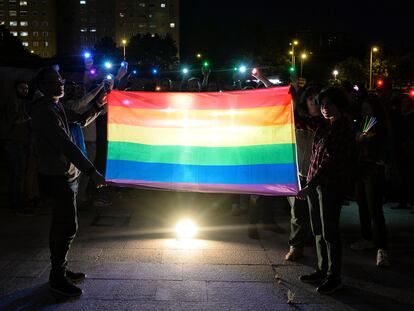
[0,189,413,310]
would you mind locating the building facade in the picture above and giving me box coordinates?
[0,0,56,57]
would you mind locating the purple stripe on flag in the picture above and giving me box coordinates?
[106,179,299,196]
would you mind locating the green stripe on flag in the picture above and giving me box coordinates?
[107,141,296,166]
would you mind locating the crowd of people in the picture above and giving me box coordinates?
[0,57,413,297]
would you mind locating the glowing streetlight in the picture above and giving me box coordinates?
[104,61,112,69]
[239,65,247,73]
[300,53,307,77]
[369,46,379,90]
[121,39,127,60]
[333,70,339,80]
[196,53,202,59]
[182,68,189,75]
[289,40,299,68]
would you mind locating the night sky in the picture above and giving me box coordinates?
[180,0,413,62]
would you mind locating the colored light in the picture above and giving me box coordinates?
[410,90,414,96]
[203,61,209,67]
[372,47,378,52]
[89,68,96,75]
[121,61,126,67]
[83,51,91,59]
[156,86,161,91]
[182,68,189,74]
[132,70,137,74]
[152,68,158,74]
[106,74,113,80]
[239,66,247,73]
[289,67,296,72]
[301,53,307,59]
[252,68,257,75]
[233,67,238,71]
[122,39,127,45]
[377,79,384,87]
[175,219,197,239]
[104,61,112,69]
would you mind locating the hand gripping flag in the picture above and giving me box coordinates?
[106,87,299,195]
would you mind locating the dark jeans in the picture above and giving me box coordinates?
[355,163,387,249]
[39,174,79,278]
[249,196,275,225]
[308,185,343,279]
[4,142,27,210]
[289,177,311,251]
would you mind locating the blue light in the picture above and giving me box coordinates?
[182,68,189,74]
[121,61,126,67]
[152,68,158,75]
[132,70,137,74]
[104,61,112,69]
[239,66,247,73]
[83,51,91,59]
[106,74,113,80]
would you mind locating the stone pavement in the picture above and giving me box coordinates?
[0,189,413,310]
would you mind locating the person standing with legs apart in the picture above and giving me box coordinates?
[351,98,390,267]
[296,87,354,295]
[30,67,106,297]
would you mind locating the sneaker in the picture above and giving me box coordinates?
[285,248,303,261]
[350,239,375,251]
[376,249,390,267]
[49,276,83,297]
[231,204,245,216]
[316,277,343,295]
[262,223,286,234]
[248,224,260,240]
[299,271,327,284]
[65,270,86,283]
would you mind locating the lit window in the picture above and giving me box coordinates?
[22,41,29,46]
[80,0,86,4]
[9,21,17,26]
[20,10,27,15]
[80,28,87,32]
[138,3,145,7]
[151,33,155,37]
[161,3,165,8]
[11,31,18,36]
[42,31,48,36]
[170,23,175,28]
[20,31,28,36]
[9,10,17,16]
[20,1,27,5]
[149,24,156,28]
[20,21,28,26]
[90,28,96,32]
[33,41,39,46]
[9,0,16,4]
[138,24,145,28]
[44,41,48,46]
[0,21,4,25]
[33,31,38,36]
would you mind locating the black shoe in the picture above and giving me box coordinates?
[316,278,343,295]
[299,271,327,284]
[49,276,83,297]
[65,270,86,283]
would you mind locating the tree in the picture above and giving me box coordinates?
[126,33,178,70]
[335,57,366,84]
[93,36,122,66]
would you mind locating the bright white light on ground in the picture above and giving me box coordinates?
[175,219,197,239]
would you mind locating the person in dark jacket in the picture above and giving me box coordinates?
[30,66,106,297]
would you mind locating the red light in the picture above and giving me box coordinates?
[410,90,414,97]
[252,68,258,75]
[376,80,384,87]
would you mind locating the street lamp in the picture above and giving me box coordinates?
[122,39,127,60]
[289,40,299,68]
[333,70,339,81]
[300,53,307,77]
[196,53,202,59]
[369,46,379,90]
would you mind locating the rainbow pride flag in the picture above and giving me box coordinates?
[106,87,299,195]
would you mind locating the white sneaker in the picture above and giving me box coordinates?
[376,249,390,267]
[350,239,375,251]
